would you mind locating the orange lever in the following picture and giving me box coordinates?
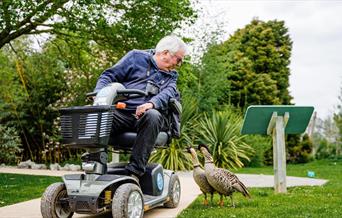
[116,102,126,109]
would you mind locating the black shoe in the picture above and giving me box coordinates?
[123,168,139,181]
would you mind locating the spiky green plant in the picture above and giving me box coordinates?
[149,94,199,171]
[196,109,253,169]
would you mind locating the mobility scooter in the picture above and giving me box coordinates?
[41,83,182,218]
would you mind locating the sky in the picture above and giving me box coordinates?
[189,0,342,119]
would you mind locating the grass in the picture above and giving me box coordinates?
[0,173,61,207]
[178,159,342,218]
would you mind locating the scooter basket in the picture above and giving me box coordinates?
[59,105,114,148]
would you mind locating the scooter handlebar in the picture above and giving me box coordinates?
[86,92,97,97]
[116,89,147,98]
[86,89,147,99]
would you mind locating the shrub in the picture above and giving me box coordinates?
[243,135,271,167]
[264,134,314,165]
[0,125,22,165]
[288,134,313,163]
[196,109,253,169]
[315,138,342,160]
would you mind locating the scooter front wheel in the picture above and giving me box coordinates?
[164,173,181,208]
[112,183,144,218]
[41,182,73,218]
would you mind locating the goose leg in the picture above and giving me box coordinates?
[230,195,235,208]
[203,193,209,206]
[210,193,214,205]
[218,194,224,207]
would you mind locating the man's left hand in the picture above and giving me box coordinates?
[135,103,154,118]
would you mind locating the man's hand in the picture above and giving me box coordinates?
[135,102,154,118]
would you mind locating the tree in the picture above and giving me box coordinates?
[333,84,342,157]
[0,39,67,162]
[314,84,342,160]
[202,18,292,110]
[0,0,197,163]
[0,0,196,50]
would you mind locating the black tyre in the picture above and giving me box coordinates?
[41,182,73,218]
[164,174,181,208]
[112,183,144,218]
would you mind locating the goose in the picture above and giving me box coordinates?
[198,144,251,207]
[187,147,215,205]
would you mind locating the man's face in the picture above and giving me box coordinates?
[158,50,185,71]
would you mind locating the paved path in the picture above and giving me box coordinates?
[0,167,328,218]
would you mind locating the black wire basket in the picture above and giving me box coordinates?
[59,105,114,148]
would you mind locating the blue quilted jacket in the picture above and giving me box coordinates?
[94,49,179,111]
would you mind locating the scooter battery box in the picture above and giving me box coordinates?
[140,163,164,196]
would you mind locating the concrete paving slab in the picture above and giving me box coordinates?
[236,173,328,187]
[0,167,328,218]
[0,167,82,177]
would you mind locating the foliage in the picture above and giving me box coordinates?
[177,8,227,113]
[0,173,61,207]
[0,125,22,165]
[194,45,229,112]
[332,84,342,157]
[44,38,110,107]
[196,109,253,169]
[287,134,313,163]
[0,40,66,162]
[0,0,197,50]
[149,94,199,171]
[150,143,192,171]
[243,135,271,167]
[176,62,199,96]
[313,101,341,160]
[202,18,293,110]
[315,138,341,160]
[264,134,313,165]
[179,159,342,218]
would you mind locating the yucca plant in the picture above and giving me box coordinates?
[196,109,253,169]
[150,143,192,170]
[149,94,199,171]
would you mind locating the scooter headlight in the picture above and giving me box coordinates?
[156,173,164,191]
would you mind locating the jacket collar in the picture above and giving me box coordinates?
[147,49,178,77]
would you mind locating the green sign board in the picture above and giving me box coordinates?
[241,105,314,135]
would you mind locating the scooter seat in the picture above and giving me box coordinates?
[109,131,169,150]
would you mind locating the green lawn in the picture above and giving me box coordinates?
[178,159,342,218]
[0,173,61,207]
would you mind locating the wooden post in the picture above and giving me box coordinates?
[268,112,289,193]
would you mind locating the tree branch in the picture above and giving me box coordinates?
[27,29,53,35]
[14,0,53,30]
[0,0,68,48]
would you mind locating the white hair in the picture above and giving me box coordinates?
[155,35,188,55]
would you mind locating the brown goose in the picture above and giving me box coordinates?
[187,147,215,205]
[198,144,251,207]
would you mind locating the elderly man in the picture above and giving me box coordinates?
[94,35,187,178]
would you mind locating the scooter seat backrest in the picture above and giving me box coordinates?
[108,131,169,150]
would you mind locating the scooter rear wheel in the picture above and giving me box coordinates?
[112,183,144,218]
[41,182,73,218]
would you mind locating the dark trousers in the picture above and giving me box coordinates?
[111,109,167,176]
